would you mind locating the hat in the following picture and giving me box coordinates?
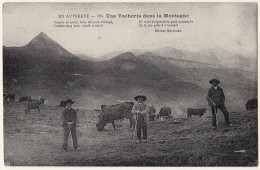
[66,99,75,104]
[134,95,147,101]
[209,78,220,84]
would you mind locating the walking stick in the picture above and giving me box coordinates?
[213,105,219,131]
[68,123,74,151]
[132,115,137,144]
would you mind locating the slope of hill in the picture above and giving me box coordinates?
[93,52,170,80]
[131,51,256,111]
[24,32,75,59]
[3,33,206,113]
[64,52,205,111]
[3,32,256,114]
[153,47,257,72]
[76,54,102,62]
[4,102,258,166]
[3,32,93,88]
[136,52,186,80]
[99,51,124,60]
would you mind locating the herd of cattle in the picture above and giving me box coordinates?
[4,93,46,114]
[3,93,258,131]
[95,102,208,131]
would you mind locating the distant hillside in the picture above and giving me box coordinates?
[133,51,257,111]
[76,54,101,62]
[3,33,206,113]
[3,32,256,113]
[153,47,257,72]
[99,51,124,60]
[93,52,170,80]
[136,52,185,80]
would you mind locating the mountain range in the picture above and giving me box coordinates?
[3,32,257,113]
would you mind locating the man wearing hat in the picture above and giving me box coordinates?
[132,95,149,143]
[206,78,232,128]
[62,99,78,152]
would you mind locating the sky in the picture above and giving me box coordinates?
[3,3,257,58]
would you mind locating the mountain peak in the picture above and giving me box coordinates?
[30,32,53,45]
[25,32,74,58]
[38,32,48,38]
[113,52,136,60]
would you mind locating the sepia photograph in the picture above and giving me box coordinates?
[2,2,258,166]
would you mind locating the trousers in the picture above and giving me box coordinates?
[211,105,231,127]
[136,115,147,140]
[62,124,78,150]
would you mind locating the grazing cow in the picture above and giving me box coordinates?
[245,98,257,110]
[4,93,15,102]
[60,101,67,108]
[19,96,31,102]
[157,106,171,118]
[25,99,44,114]
[101,104,124,122]
[187,108,207,118]
[148,105,156,121]
[96,102,134,131]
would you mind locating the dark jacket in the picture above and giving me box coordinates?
[62,108,77,125]
[206,86,225,107]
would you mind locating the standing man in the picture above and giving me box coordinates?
[206,78,232,128]
[132,95,149,144]
[62,99,78,152]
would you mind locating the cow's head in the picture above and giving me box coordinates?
[123,102,134,119]
[201,108,207,116]
[96,112,108,131]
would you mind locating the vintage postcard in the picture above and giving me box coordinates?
[2,2,258,166]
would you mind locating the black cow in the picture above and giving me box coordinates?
[96,102,135,131]
[245,98,257,110]
[60,101,67,108]
[187,108,207,117]
[25,99,44,114]
[4,93,15,102]
[157,106,171,118]
[19,96,31,102]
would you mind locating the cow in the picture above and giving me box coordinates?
[245,98,257,110]
[187,108,207,118]
[19,96,31,102]
[25,99,44,114]
[4,93,15,102]
[148,105,156,121]
[96,102,135,131]
[157,106,171,118]
[60,101,67,108]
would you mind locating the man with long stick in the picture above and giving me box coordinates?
[62,99,78,152]
[206,78,232,128]
[132,95,149,144]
